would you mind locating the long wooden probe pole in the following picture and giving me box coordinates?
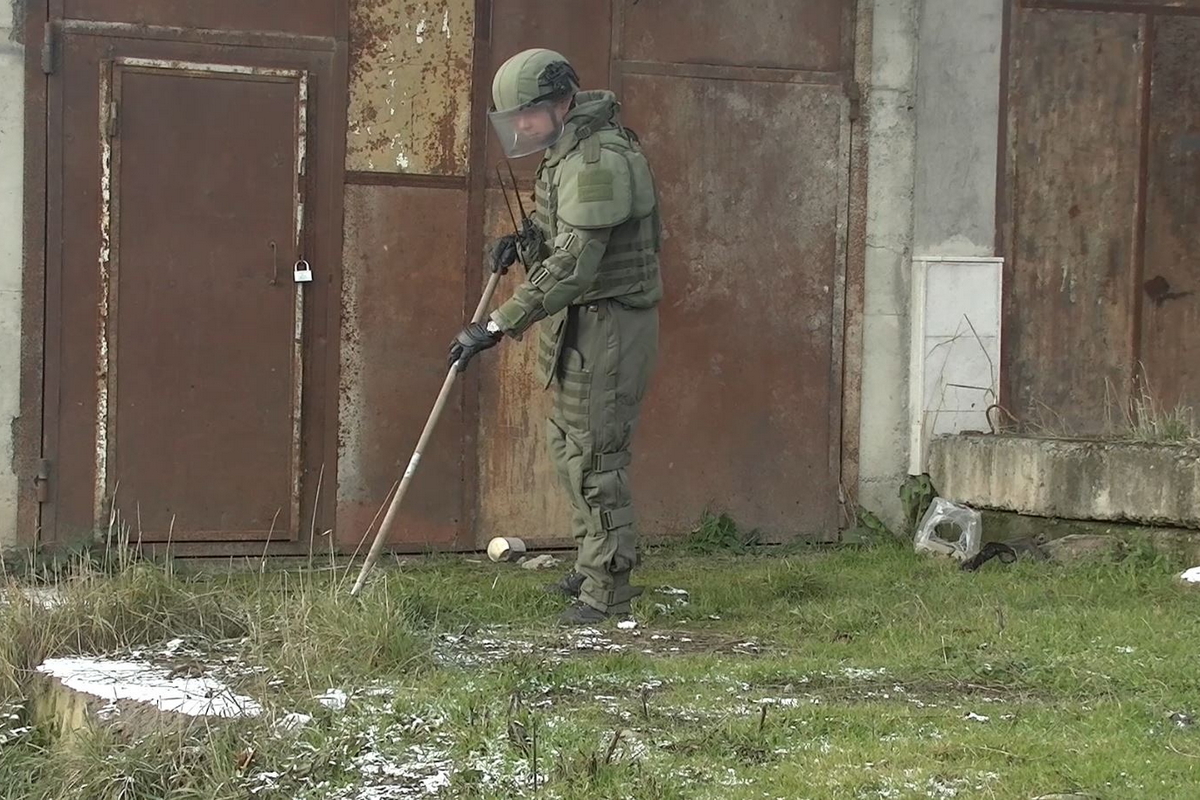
[348,272,503,596]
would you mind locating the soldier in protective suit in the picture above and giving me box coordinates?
[448,48,662,626]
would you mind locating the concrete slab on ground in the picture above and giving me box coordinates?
[930,434,1200,530]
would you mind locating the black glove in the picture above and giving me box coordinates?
[516,219,544,269]
[448,322,502,372]
[491,234,519,275]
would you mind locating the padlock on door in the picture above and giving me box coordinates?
[294,259,313,283]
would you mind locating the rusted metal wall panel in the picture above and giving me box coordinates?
[1142,17,1200,408]
[619,74,847,539]
[489,0,611,83]
[475,189,574,547]
[1004,10,1144,433]
[16,0,50,547]
[62,1,339,36]
[48,34,106,544]
[621,0,847,72]
[1025,1,1200,9]
[347,0,475,174]
[337,184,468,551]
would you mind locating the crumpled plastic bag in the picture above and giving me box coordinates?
[913,497,982,562]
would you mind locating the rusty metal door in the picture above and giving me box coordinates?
[476,0,857,544]
[1001,3,1200,432]
[1142,16,1200,412]
[43,31,340,548]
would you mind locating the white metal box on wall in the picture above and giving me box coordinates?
[908,256,1003,474]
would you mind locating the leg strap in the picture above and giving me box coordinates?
[600,505,635,531]
[592,450,632,473]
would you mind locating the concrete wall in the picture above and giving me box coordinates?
[912,0,1003,258]
[858,0,1004,526]
[0,2,23,547]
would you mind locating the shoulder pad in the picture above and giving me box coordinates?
[555,147,633,230]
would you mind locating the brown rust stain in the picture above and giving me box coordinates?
[1004,9,1144,434]
[347,0,474,174]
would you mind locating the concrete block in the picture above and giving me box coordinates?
[929,435,1200,530]
[32,655,264,741]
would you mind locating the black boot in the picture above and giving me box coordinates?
[556,601,615,626]
[543,570,585,598]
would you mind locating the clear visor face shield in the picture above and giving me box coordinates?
[488,100,566,159]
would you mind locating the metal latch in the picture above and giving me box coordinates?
[33,459,51,503]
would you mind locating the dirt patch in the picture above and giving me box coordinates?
[434,625,768,667]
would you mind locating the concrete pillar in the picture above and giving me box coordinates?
[0,2,25,547]
[858,0,920,529]
[858,0,1006,525]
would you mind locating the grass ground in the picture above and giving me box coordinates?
[1,536,1198,799]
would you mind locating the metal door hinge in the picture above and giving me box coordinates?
[107,100,120,139]
[33,459,51,503]
[41,22,58,75]
[846,79,862,122]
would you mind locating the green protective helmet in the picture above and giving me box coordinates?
[489,48,580,158]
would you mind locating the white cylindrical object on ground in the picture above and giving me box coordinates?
[487,536,527,562]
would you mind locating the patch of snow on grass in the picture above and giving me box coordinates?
[0,701,30,745]
[317,688,350,710]
[36,656,262,718]
[276,712,313,732]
